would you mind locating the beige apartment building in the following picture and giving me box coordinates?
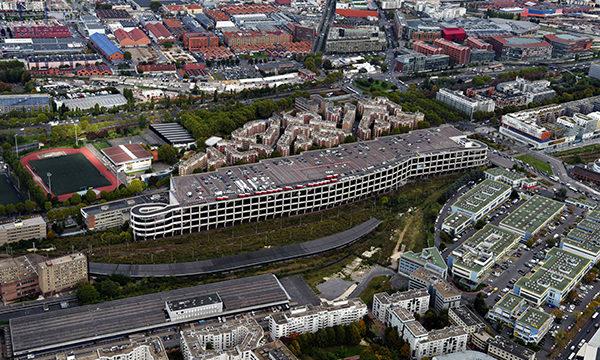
[0,216,46,245]
[37,253,88,294]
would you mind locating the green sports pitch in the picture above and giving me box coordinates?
[29,153,111,196]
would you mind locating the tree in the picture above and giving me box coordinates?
[474,219,486,230]
[566,289,579,303]
[399,343,411,360]
[126,179,145,194]
[123,51,132,61]
[555,187,568,201]
[474,292,489,316]
[76,283,100,304]
[157,144,178,165]
[149,0,161,12]
[97,279,122,299]
[584,270,598,284]
[84,189,96,204]
[69,193,82,205]
[346,323,362,345]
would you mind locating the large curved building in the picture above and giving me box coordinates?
[131,126,488,240]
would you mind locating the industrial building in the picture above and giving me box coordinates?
[484,167,530,188]
[499,195,564,240]
[55,94,128,111]
[544,33,592,58]
[101,143,153,174]
[0,216,47,245]
[130,126,488,240]
[487,36,552,61]
[325,25,387,53]
[0,94,51,114]
[561,210,600,263]
[90,33,124,62]
[450,179,511,222]
[442,212,471,236]
[448,224,521,286]
[114,28,151,47]
[513,248,591,307]
[150,123,196,149]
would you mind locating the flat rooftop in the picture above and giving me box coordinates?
[443,211,471,230]
[450,305,484,327]
[485,167,527,182]
[401,247,447,271]
[515,248,590,295]
[10,274,289,355]
[150,123,195,145]
[499,195,564,235]
[451,224,521,273]
[564,214,600,255]
[166,293,222,311]
[81,192,169,216]
[0,255,44,284]
[516,306,553,329]
[494,293,526,314]
[453,179,511,215]
[171,126,484,206]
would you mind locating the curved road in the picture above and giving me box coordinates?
[90,218,381,277]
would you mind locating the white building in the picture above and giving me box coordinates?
[101,144,153,174]
[267,299,368,339]
[372,288,430,323]
[436,89,495,118]
[166,293,224,321]
[130,126,488,240]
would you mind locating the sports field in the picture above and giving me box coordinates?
[29,153,111,196]
[0,175,22,205]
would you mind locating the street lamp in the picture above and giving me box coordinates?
[47,172,52,194]
[14,133,18,157]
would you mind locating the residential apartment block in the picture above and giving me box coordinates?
[372,289,430,323]
[0,216,47,246]
[37,253,88,294]
[267,299,368,339]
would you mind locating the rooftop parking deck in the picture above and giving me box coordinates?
[171,126,484,206]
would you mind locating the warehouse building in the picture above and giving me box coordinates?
[513,248,591,307]
[0,94,51,114]
[448,224,521,287]
[55,94,127,111]
[90,33,124,62]
[130,126,488,240]
[24,54,103,70]
[150,123,196,149]
[114,28,151,47]
[10,274,290,356]
[0,216,46,245]
[451,179,511,222]
[102,143,153,174]
[499,195,564,241]
[561,210,600,263]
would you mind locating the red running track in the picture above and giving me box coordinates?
[20,147,120,202]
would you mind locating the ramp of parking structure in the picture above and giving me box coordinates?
[90,218,382,277]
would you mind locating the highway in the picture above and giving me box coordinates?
[312,0,337,53]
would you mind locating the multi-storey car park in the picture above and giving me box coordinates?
[448,224,521,287]
[130,126,488,240]
[499,195,564,241]
[450,179,512,222]
[561,210,600,263]
[513,248,591,307]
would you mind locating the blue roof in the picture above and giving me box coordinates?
[90,33,123,57]
[0,94,50,107]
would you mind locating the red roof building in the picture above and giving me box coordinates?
[179,63,207,77]
[223,30,292,48]
[145,22,175,44]
[434,38,470,65]
[441,28,467,43]
[221,4,278,14]
[137,64,177,74]
[12,25,71,39]
[101,144,153,173]
[114,28,151,47]
[183,32,220,51]
[275,0,292,5]
[205,9,230,21]
[335,9,378,19]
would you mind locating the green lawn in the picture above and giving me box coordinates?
[516,154,553,175]
[359,275,391,305]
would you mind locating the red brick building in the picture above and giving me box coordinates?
[145,22,175,44]
[114,28,151,47]
[434,38,470,65]
[466,37,492,51]
[183,32,219,51]
[12,25,71,39]
[441,28,467,43]
[413,41,443,56]
[223,30,292,48]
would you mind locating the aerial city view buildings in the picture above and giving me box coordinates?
[1,0,600,359]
